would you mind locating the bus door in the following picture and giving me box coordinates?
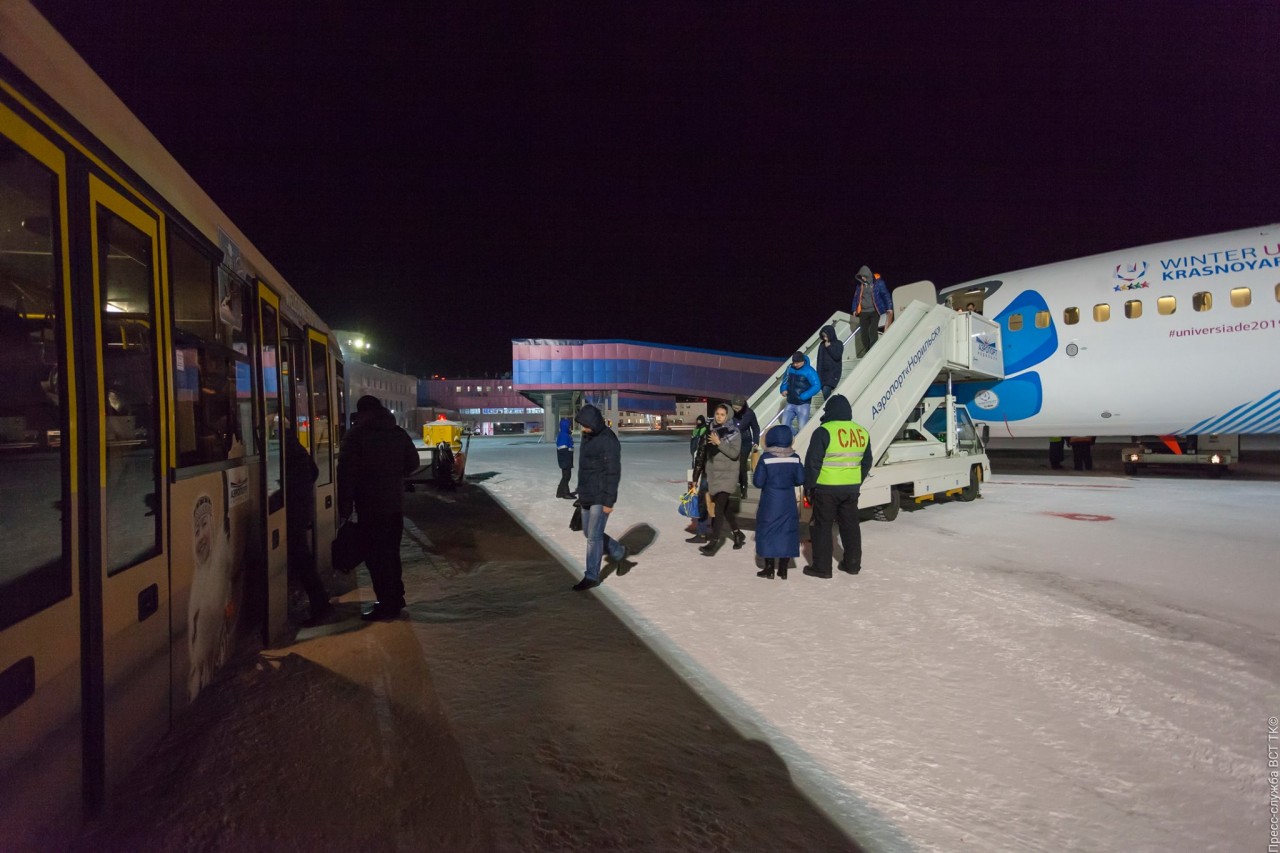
[306,329,336,571]
[255,283,287,642]
[86,174,171,799]
[0,102,82,842]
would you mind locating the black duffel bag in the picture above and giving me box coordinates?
[332,519,365,574]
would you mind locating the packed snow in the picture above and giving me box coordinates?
[475,433,1280,852]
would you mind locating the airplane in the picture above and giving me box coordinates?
[933,224,1280,460]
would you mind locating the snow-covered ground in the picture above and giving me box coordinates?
[475,434,1280,852]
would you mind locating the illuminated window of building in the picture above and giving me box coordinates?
[1063,307,1080,325]
[1007,313,1023,331]
[1230,287,1251,307]
[1093,303,1110,322]
[1034,310,1050,329]
[1124,299,1142,319]
[455,386,461,393]
[1192,291,1212,312]
[1157,296,1176,315]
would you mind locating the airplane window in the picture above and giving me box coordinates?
[1007,313,1023,331]
[1063,307,1080,325]
[1193,291,1213,312]
[1034,310,1050,329]
[1158,296,1176,315]
[1275,282,1279,303]
[1230,287,1251,307]
[1093,303,1110,322]
[1124,299,1142,319]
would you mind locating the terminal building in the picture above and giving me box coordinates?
[333,330,418,428]
[510,338,781,434]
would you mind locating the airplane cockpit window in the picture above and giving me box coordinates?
[1063,307,1080,325]
[1093,303,1110,322]
[1034,310,1050,329]
[1158,296,1176,315]
[1125,299,1142,319]
[1007,313,1023,331]
[1230,287,1251,308]
[1193,291,1213,312]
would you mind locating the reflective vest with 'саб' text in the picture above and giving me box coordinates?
[816,421,869,486]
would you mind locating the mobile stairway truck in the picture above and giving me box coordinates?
[736,281,1005,525]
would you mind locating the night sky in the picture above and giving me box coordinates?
[32,1,1279,376]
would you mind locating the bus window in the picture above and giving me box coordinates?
[1063,306,1080,325]
[1157,296,1176,315]
[1034,310,1050,329]
[1230,287,1251,308]
[1124,299,1142,319]
[1007,313,1023,331]
[172,235,256,466]
[0,132,69,628]
[1193,291,1213,312]
[1093,303,1110,322]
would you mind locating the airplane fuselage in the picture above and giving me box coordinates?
[937,224,1280,438]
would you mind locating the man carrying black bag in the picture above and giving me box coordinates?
[337,396,421,621]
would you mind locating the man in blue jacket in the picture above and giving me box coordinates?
[572,404,625,591]
[779,352,821,437]
[852,265,893,356]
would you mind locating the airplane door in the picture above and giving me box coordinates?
[256,284,288,642]
[86,174,171,798]
[0,102,83,843]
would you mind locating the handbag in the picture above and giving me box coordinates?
[331,519,364,574]
[569,503,583,531]
[677,488,700,518]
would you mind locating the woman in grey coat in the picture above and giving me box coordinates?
[700,402,745,556]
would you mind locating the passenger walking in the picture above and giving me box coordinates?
[337,396,422,620]
[572,404,625,591]
[816,324,844,399]
[752,424,804,579]
[1069,435,1094,471]
[685,424,714,544]
[700,403,746,556]
[732,395,760,494]
[555,416,575,498]
[779,352,821,437]
[285,425,331,625]
[852,265,893,356]
[689,414,708,459]
[802,394,872,579]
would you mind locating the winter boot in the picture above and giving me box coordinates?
[756,558,775,579]
[685,533,709,544]
[731,529,746,550]
[699,538,725,557]
[777,558,789,580]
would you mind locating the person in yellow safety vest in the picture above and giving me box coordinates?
[801,394,872,579]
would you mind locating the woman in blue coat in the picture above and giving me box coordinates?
[555,417,575,498]
[751,424,805,579]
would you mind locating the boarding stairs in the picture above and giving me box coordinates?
[735,282,1005,521]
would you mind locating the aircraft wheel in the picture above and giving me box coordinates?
[874,488,901,522]
[1123,463,1138,476]
[958,466,981,502]
[1206,465,1224,479]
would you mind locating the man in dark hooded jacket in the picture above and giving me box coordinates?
[802,394,872,579]
[815,324,844,399]
[572,404,625,591]
[337,395,421,620]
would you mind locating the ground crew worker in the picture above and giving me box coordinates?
[802,394,872,579]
